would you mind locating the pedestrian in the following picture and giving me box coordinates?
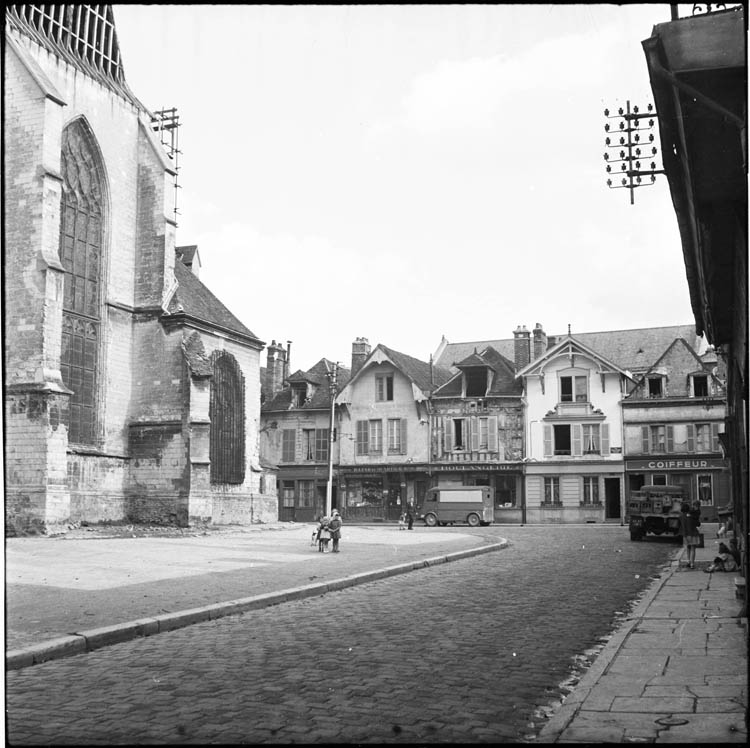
[705,542,738,573]
[329,509,342,553]
[679,501,701,569]
[317,515,331,553]
[407,507,414,530]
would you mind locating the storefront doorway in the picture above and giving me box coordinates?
[605,478,621,520]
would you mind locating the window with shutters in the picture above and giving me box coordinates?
[209,352,245,484]
[59,119,105,445]
[369,419,383,454]
[453,418,466,450]
[315,429,329,462]
[375,374,393,401]
[387,419,407,454]
[282,429,296,462]
[582,424,600,454]
[553,425,571,455]
[650,425,667,452]
[356,421,369,455]
[302,429,315,460]
[545,422,609,457]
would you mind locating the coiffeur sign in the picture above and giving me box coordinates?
[626,458,726,471]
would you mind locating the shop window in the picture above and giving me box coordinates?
[59,119,105,446]
[652,474,667,485]
[282,482,295,508]
[697,474,713,505]
[210,352,246,484]
[495,476,516,507]
[298,480,315,507]
[543,477,560,504]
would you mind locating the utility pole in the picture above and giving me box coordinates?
[325,362,339,517]
[603,101,664,204]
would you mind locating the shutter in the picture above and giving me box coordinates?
[686,424,694,453]
[667,425,674,453]
[641,426,650,453]
[572,424,582,456]
[470,417,479,451]
[601,423,610,455]
[444,419,453,452]
[488,416,498,452]
[400,418,407,454]
[711,423,719,452]
[543,425,552,457]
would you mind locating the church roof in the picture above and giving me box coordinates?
[168,260,262,345]
[6,5,145,110]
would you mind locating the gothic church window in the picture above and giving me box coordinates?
[59,119,104,445]
[210,352,245,483]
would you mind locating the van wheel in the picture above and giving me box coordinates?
[424,514,437,528]
[467,513,480,528]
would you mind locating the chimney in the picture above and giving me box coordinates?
[532,323,547,361]
[265,340,287,395]
[351,337,371,378]
[513,326,531,371]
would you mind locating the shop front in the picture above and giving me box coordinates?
[625,457,730,522]
[337,464,430,521]
[431,463,524,523]
[277,465,332,522]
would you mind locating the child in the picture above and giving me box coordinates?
[398,513,407,530]
[704,542,738,573]
[317,515,331,553]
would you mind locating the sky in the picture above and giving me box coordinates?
[113,4,696,374]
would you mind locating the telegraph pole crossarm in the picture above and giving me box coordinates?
[603,100,666,204]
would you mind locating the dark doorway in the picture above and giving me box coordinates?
[605,478,621,520]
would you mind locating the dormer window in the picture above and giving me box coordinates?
[560,374,587,403]
[691,374,709,397]
[465,368,487,397]
[291,384,307,407]
[647,377,664,398]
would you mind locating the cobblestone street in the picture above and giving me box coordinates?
[6,525,679,744]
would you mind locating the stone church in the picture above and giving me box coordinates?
[4,5,276,534]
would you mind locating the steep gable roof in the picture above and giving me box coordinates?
[377,345,452,393]
[262,359,351,412]
[516,335,632,378]
[168,260,262,345]
[435,325,702,374]
[433,345,523,397]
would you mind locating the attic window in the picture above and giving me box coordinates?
[291,384,307,407]
[692,375,709,397]
[465,369,487,397]
[647,377,663,398]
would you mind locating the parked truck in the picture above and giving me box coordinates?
[627,484,685,541]
[419,486,494,527]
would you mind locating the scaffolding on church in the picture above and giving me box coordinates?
[151,107,182,222]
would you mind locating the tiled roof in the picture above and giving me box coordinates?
[433,345,522,397]
[436,325,701,374]
[378,345,452,392]
[168,260,261,343]
[262,359,351,412]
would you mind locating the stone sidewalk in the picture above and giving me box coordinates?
[538,536,748,743]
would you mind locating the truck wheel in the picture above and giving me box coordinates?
[467,513,480,527]
[424,513,437,528]
[630,531,642,541]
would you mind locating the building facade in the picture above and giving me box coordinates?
[4,6,273,534]
[334,340,450,520]
[622,339,729,520]
[429,345,525,522]
[260,342,348,522]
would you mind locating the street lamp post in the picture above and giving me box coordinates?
[325,363,339,517]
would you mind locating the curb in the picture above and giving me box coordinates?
[6,540,507,671]
[536,546,683,742]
